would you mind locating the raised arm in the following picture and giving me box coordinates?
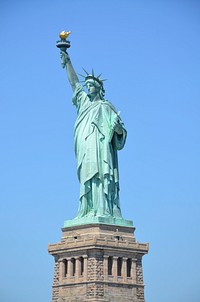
[60,50,79,92]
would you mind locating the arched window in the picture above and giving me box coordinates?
[108,256,113,275]
[127,258,132,277]
[63,259,68,277]
[117,257,122,276]
[80,257,84,275]
[71,258,76,276]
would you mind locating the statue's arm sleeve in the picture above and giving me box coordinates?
[112,125,127,150]
[72,83,89,111]
[108,109,127,150]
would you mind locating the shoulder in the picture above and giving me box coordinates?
[72,83,91,111]
[72,83,87,103]
[73,83,84,97]
[102,99,118,114]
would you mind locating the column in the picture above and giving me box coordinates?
[131,258,137,284]
[83,255,88,281]
[104,255,109,281]
[58,259,64,281]
[113,256,118,281]
[68,257,73,278]
[76,257,80,281]
[122,257,128,282]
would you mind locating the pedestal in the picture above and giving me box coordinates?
[48,223,149,302]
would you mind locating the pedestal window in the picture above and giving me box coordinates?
[108,256,113,275]
[80,257,84,276]
[127,258,132,277]
[71,258,76,276]
[64,259,68,277]
[117,257,122,276]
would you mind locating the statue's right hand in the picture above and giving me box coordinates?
[60,50,70,68]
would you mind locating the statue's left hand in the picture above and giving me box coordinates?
[114,123,123,135]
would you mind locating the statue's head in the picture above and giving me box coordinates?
[81,69,106,100]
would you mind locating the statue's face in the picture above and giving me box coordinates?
[86,82,97,96]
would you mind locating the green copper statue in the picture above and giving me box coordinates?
[57,32,127,222]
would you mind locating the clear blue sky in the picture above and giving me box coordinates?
[0,1,200,301]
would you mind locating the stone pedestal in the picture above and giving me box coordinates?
[48,223,149,302]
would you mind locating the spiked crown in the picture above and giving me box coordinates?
[79,68,106,88]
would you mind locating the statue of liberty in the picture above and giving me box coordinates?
[58,33,127,221]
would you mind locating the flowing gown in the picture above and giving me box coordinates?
[72,83,127,218]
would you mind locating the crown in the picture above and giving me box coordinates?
[79,68,106,87]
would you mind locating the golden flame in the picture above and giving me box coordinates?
[59,31,71,39]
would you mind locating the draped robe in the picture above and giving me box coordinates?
[72,83,127,218]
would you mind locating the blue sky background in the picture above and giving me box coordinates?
[0,1,200,301]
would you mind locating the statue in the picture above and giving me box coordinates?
[57,32,127,221]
